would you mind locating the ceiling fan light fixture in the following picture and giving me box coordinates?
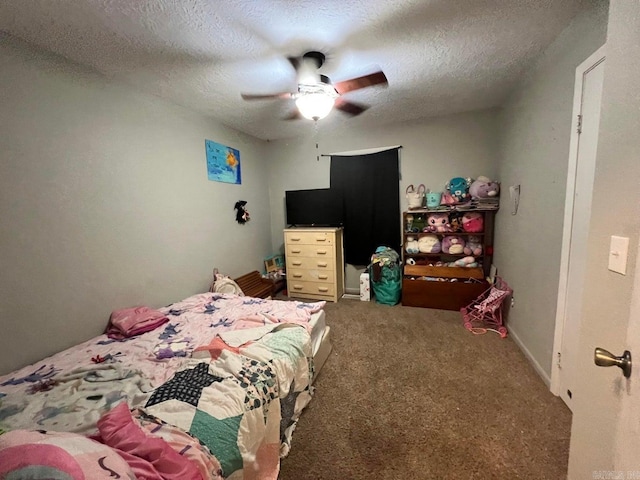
[295,92,335,121]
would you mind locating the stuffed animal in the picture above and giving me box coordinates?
[405,214,414,233]
[405,236,419,254]
[418,234,441,253]
[426,212,450,232]
[449,213,463,232]
[462,211,484,233]
[441,235,466,255]
[464,235,483,256]
[469,176,500,199]
[447,177,472,204]
[451,256,478,268]
[234,200,250,224]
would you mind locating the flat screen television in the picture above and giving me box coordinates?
[285,188,344,227]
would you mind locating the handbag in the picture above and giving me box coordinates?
[405,184,426,209]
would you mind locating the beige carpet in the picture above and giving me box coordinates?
[279,298,571,480]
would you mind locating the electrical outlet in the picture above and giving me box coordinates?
[511,297,515,308]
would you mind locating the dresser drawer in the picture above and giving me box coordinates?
[287,280,336,298]
[284,231,335,246]
[286,244,335,259]
[287,256,334,270]
[287,268,335,284]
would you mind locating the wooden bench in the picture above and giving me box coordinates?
[234,271,273,299]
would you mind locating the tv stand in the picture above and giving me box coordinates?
[284,227,345,302]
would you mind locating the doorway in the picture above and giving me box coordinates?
[551,45,606,409]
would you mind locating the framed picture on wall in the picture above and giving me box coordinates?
[205,139,241,184]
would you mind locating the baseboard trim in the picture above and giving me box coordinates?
[508,326,551,388]
[341,293,361,300]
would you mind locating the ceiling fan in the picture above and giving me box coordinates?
[240,51,388,121]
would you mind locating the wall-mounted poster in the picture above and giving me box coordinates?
[205,139,241,184]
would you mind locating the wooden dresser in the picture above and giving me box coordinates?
[284,227,345,303]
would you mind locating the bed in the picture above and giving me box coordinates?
[0,291,332,479]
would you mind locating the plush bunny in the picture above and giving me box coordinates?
[442,235,466,254]
[464,235,483,256]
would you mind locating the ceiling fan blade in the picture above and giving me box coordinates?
[241,92,294,101]
[283,109,302,121]
[335,98,369,116]
[287,56,300,71]
[333,70,388,95]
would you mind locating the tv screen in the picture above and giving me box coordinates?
[285,188,344,227]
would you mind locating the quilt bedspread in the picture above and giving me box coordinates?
[0,293,323,436]
[144,324,313,480]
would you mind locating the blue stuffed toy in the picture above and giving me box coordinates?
[447,177,472,204]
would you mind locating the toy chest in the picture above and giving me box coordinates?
[401,265,488,311]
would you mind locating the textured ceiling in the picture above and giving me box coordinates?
[0,0,589,140]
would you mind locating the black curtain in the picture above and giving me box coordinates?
[330,148,400,265]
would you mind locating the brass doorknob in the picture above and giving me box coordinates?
[594,347,632,378]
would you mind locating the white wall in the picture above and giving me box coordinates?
[266,110,500,291]
[0,36,272,375]
[494,2,609,380]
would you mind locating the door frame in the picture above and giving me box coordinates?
[550,45,606,399]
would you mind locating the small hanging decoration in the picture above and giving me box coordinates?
[234,200,250,224]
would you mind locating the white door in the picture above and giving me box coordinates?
[551,46,605,409]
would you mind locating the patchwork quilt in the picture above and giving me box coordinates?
[145,324,314,479]
[0,292,323,479]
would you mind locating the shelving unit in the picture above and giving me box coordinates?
[401,207,497,310]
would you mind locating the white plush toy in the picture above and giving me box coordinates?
[405,236,419,254]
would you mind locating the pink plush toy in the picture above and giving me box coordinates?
[426,212,450,232]
[442,235,466,254]
[462,212,484,233]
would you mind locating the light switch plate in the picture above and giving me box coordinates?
[608,235,629,275]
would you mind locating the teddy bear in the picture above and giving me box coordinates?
[426,212,450,232]
[463,235,483,256]
[461,211,484,233]
[405,236,419,254]
[441,235,466,255]
[418,234,441,253]
[469,176,500,199]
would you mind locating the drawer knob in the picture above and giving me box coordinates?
[318,287,329,292]
[292,249,301,254]
[315,237,327,242]
[293,285,303,290]
[293,273,302,278]
[317,262,327,267]
[317,250,327,255]
[292,261,302,266]
[319,275,328,280]
[290,237,301,241]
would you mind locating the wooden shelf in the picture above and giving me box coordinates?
[401,208,497,310]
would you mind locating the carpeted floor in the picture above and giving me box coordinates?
[279,298,572,480]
